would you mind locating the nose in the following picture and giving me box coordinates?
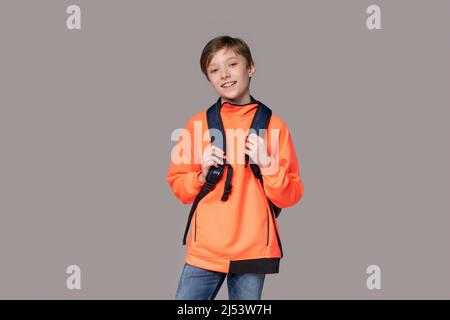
[221,67,230,80]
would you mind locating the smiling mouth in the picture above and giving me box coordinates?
[222,81,237,88]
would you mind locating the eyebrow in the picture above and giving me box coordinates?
[208,57,239,67]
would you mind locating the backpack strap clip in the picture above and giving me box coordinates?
[220,164,233,201]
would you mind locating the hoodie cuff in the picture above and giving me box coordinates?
[260,156,280,176]
[185,170,205,195]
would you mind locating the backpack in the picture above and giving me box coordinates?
[182,96,282,245]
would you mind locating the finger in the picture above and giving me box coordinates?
[203,159,216,168]
[206,159,221,168]
[214,155,224,164]
[204,147,224,159]
[257,136,266,144]
[246,139,255,148]
[204,155,224,165]
[209,152,226,162]
[246,141,256,150]
[203,145,213,158]
[211,146,225,156]
[247,135,258,144]
[214,151,226,159]
[248,134,261,144]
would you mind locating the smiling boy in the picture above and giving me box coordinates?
[167,35,304,300]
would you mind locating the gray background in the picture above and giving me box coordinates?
[0,0,449,299]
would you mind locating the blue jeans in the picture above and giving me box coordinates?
[175,263,266,300]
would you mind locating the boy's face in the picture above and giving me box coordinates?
[207,47,255,104]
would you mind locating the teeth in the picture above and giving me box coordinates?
[222,81,236,88]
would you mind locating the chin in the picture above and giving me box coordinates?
[221,91,242,100]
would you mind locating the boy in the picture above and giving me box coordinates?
[167,35,304,300]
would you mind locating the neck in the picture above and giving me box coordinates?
[221,94,254,106]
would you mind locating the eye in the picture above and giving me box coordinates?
[230,63,237,66]
[210,69,217,73]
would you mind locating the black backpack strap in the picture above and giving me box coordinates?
[247,100,284,255]
[206,98,226,153]
[246,100,282,214]
[253,174,284,257]
[221,164,233,201]
[206,98,233,201]
[182,180,215,245]
[182,98,228,245]
[247,100,272,181]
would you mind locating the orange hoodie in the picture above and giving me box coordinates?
[167,99,304,274]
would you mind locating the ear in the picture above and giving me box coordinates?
[248,63,256,78]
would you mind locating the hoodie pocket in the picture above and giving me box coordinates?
[266,208,270,246]
[194,209,198,242]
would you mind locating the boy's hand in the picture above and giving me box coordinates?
[245,133,272,169]
[198,146,226,184]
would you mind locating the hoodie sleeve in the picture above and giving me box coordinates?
[259,118,304,208]
[166,116,204,204]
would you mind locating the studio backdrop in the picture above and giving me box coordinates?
[0,0,449,299]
